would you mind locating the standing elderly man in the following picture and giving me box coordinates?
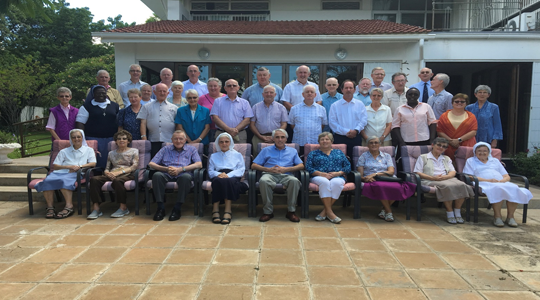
[381,72,410,116]
[118,64,147,107]
[410,67,435,103]
[369,67,393,92]
[182,65,208,97]
[427,73,453,119]
[354,78,372,106]
[317,77,342,132]
[288,85,328,154]
[149,130,202,221]
[210,79,254,143]
[281,65,322,111]
[252,129,304,223]
[329,80,367,157]
[250,85,289,156]
[85,70,124,108]
[243,67,283,107]
[138,83,178,158]
[151,68,174,99]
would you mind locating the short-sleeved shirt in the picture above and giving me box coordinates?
[391,103,436,143]
[320,92,343,132]
[381,87,409,116]
[288,102,328,145]
[356,151,394,176]
[210,96,254,130]
[136,100,177,142]
[118,79,147,107]
[413,152,455,176]
[305,149,350,179]
[427,89,453,119]
[53,146,96,173]
[364,104,393,140]
[281,80,322,106]
[253,145,302,174]
[182,80,208,97]
[117,106,142,140]
[242,82,283,106]
[151,144,202,178]
[251,101,289,135]
[353,92,371,106]
[410,81,434,103]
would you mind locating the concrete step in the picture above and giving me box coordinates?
[0,173,45,186]
[0,186,44,202]
[0,155,49,174]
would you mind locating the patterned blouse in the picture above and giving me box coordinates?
[305,149,351,179]
[117,106,141,140]
[105,148,139,174]
[356,151,394,176]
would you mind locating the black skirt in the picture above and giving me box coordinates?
[211,177,248,204]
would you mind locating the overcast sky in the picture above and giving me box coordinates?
[66,0,154,25]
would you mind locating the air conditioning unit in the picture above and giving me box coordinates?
[505,13,535,31]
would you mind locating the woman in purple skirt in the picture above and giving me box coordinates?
[356,136,415,222]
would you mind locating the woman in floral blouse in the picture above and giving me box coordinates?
[306,132,351,224]
[117,88,143,140]
[88,130,139,219]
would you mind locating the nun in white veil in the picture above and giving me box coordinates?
[208,132,248,225]
[464,142,532,227]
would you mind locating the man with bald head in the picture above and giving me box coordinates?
[318,77,342,132]
[85,69,124,108]
[281,65,322,111]
[250,85,288,155]
[118,64,147,107]
[182,65,208,97]
[151,68,174,99]
[288,85,327,154]
[210,79,253,143]
[138,83,179,157]
[410,67,435,103]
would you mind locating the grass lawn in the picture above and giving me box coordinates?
[7,131,51,159]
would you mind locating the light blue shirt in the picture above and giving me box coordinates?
[427,89,453,119]
[320,92,343,132]
[242,82,283,107]
[410,81,435,103]
[353,92,372,106]
[466,101,503,142]
[253,145,303,173]
[182,79,208,97]
[288,102,328,146]
[118,79,147,107]
[281,80,322,107]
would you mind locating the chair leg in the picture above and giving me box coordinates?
[523,204,528,223]
[416,193,422,221]
[354,193,361,219]
[28,187,34,215]
[145,186,151,215]
[465,198,471,222]
[198,190,205,218]
[78,189,84,216]
[474,195,479,223]
[406,198,411,220]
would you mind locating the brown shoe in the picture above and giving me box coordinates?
[286,211,300,222]
[259,213,274,222]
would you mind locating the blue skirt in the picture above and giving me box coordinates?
[35,172,78,192]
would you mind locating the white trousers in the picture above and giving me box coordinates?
[310,176,346,199]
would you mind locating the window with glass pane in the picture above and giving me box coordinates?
[176,64,210,82]
[214,64,248,95]
[401,13,426,27]
[400,0,427,11]
[374,14,397,22]
[140,61,175,85]
[373,0,398,10]
[288,65,320,86]
[325,65,359,92]
[251,65,283,87]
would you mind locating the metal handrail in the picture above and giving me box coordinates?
[13,117,51,158]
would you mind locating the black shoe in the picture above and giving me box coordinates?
[153,208,166,221]
[169,208,182,221]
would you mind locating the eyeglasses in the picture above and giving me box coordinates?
[436,143,449,149]
[373,73,385,76]
[186,97,198,100]
[420,71,431,74]
[274,136,287,139]
[226,85,238,88]
[393,80,407,83]
[453,100,466,104]
[58,95,70,98]
[326,84,338,86]
[117,137,128,140]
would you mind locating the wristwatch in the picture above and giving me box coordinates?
[458,138,463,143]
[182,167,186,172]
[141,135,146,138]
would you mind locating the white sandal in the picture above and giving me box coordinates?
[384,213,394,222]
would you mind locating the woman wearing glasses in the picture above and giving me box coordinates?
[175,89,212,152]
[413,137,474,224]
[436,94,478,161]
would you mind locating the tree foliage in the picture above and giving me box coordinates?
[91,14,136,31]
[146,13,161,23]
[0,0,55,21]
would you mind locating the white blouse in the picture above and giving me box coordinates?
[208,150,245,179]
[53,146,96,173]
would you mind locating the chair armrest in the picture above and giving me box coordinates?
[396,171,409,181]
[398,171,417,183]
[352,171,362,189]
[27,166,50,185]
[508,173,529,189]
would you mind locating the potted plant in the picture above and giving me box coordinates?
[0,130,22,164]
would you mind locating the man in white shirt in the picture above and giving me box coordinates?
[151,68,174,99]
[118,64,146,107]
[409,67,435,103]
[281,65,322,110]
[381,72,409,116]
[182,65,208,97]
[329,80,367,156]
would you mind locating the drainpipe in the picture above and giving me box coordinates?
[419,38,425,68]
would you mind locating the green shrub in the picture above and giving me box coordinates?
[513,147,540,186]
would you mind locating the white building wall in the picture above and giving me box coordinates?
[529,62,540,152]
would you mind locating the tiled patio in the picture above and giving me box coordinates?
[1,199,540,300]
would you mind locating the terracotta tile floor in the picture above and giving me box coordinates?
[1,199,540,299]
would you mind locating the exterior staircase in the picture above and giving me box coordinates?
[0,156,49,202]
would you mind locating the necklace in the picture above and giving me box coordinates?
[99,103,109,116]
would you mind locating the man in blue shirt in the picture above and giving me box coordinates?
[243,67,283,107]
[353,77,372,106]
[409,68,435,103]
[252,129,304,223]
[317,77,342,132]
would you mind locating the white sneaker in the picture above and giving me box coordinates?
[506,218,518,227]
[111,208,130,218]
[456,217,464,224]
[87,210,102,220]
[447,217,457,224]
[493,218,504,227]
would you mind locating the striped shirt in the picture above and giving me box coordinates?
[150,144,201,178]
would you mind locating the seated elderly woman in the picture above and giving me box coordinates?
[357,136,416,222]
[167,81,187,107]
[175,89,211,148]
[36,129,96,219]
[209,133,248,225]
[414,137,474,224]
[464,142,532,227]
[305,132,351,224]
[88,130,139,219]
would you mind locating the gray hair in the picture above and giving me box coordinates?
[257,67,270,74]
[432,137,449,145]
[359,77,372,83]
[475,85,492,94]
[272,129,288,139]
[129,64,141,71]
[263,85,276,93]
[127,88,141,97]
[172,130,187,138]
[367,136,380,143]
[371,67,385,74]
[160,67,172,75]
[207,77,222,87]
[96,69,109,77]
[140,84,152,91]
[435,73,450,88]
[185,89,199,97]
[171,80,184,88]
[318,132,334,142]
[296,65,310,73]
[56,87,72,97]
[302,85,316,93]
[326,77,338,84]
[391,72,407,82]
[371,88,383,96]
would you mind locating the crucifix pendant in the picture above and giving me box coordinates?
[103,112,106,116]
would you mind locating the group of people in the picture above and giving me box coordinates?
[37,64,529,228]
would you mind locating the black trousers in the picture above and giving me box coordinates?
[334,133,363,158]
